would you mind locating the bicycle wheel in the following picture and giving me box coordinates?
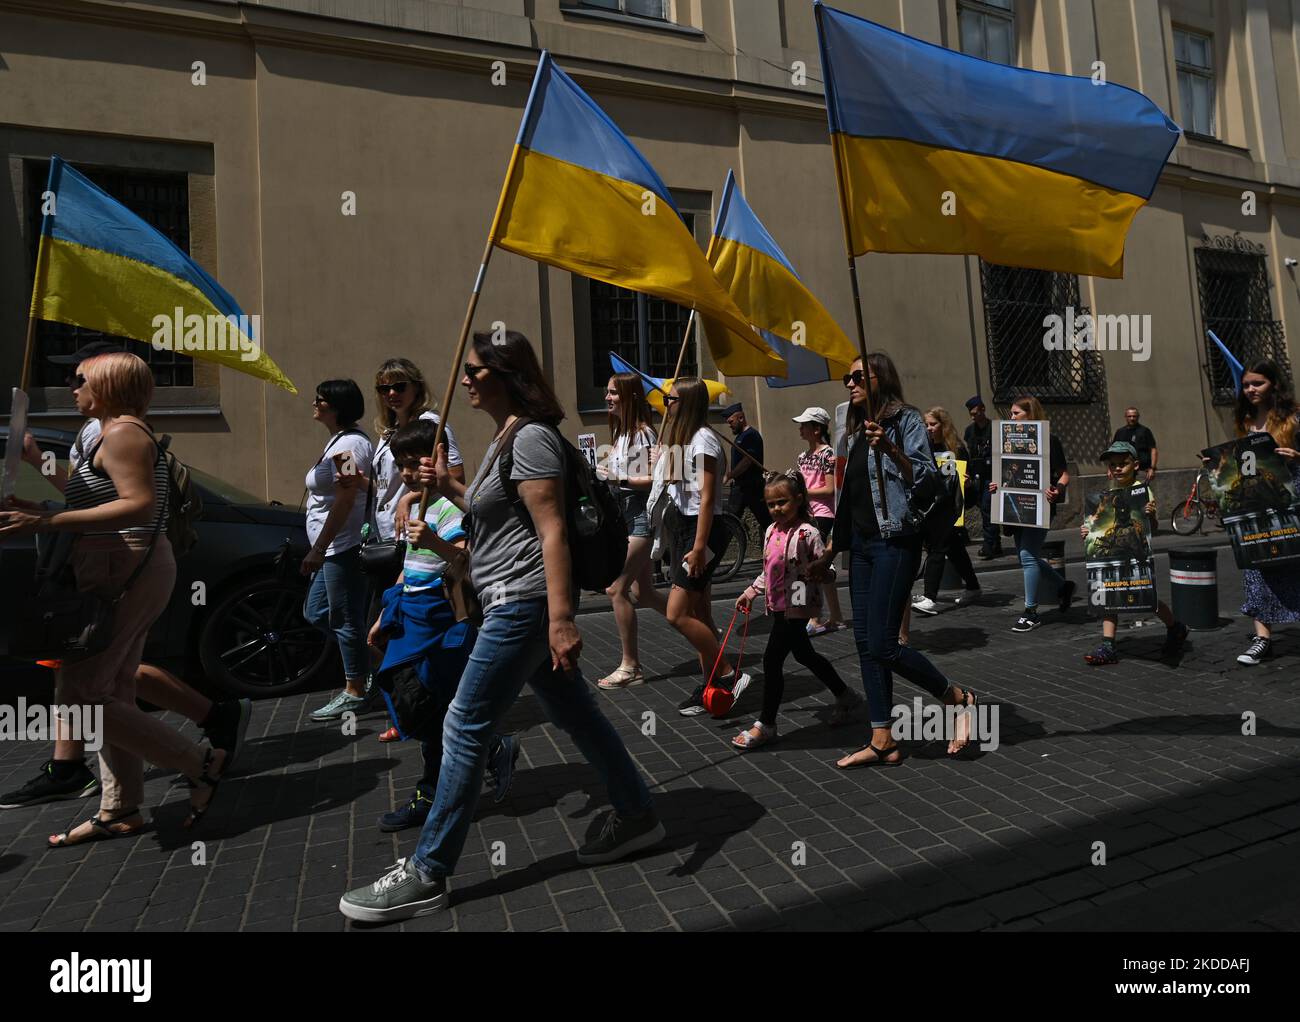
[1170,500,1203,536]
[712,513,748,582]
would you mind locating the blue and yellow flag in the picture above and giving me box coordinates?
[30,157,296,392]
[814,3,1181,279]
[711,171,856,389]
[609,352,728,413]
[493,52,784,378]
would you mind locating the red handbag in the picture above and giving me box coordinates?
[702,606,751,717]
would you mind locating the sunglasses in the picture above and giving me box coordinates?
[376,382,410,396]
[70,373,87,389]
[464,363,490,379]
[842,370,871,388]
[313,396,328,407]
[663,395,680,405]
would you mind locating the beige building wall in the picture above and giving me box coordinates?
[2,0,1298,507]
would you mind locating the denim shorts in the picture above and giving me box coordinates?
[620,491,651,539]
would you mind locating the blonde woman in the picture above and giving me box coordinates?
[659,379,751,717]
[597,373,668,689]
[911,406,981,615]
[0,353,227,843]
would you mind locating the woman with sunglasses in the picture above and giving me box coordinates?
[304,380,376,723]
[1232,360,1300,666]
[808,356,978,766]
[339,331,661,922]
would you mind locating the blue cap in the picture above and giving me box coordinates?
[722,403,744,417]
[965,396,985,410]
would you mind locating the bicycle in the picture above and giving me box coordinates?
[653,510,749,586]
[1170,469,1223,536]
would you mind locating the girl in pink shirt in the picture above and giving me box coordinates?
[795,410,846,636]
[732,472,861,750]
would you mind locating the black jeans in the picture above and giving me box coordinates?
[760,612,848,726]
[923,525,980,599]
[977,481,1001,553]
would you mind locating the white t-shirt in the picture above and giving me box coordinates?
[305,429,375,555]
[669,427,724,516]
[370,411,463,541]
[69,418,102,472]
[609,426,656,494]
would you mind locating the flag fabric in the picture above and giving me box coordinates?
[1207,330,1245,396]
[609,352,728,414]
[814,2,1181,279]
[492,51,785,378]
[710,171,856,389]
[29,157,296,393]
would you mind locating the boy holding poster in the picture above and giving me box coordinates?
[1079,442,1187,665]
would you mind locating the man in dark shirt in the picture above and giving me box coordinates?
[723,403,771,528]
[1112,407,1158,482]
[963,396,1001,558]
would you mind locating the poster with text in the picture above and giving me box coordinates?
[578,433,598,474]
[992,419,1050,529]
[1084,483,1157,612]
[1203,433,1300,569]
[935,453,969,528]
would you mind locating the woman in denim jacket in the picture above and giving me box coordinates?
[810,354,979,767]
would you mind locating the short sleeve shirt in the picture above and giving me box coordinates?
[1113,424,1157,469]
[732,427,764,491]
[370,411,464,541]
[797,445,836,519]
[402,495,467,593]
[670,427,724,516]
[467,422,567,606]
[69,418,102,473]
[306,429,374,555]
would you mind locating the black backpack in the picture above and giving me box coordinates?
[499,420,628,594]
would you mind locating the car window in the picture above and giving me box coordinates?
[0,440,68,504]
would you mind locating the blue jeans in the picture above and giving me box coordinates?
[304,546,370,679]
[1014,527,1064,610]
[849,533,953,728]
[412,598,653,879]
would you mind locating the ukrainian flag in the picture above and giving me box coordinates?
[711,171,856,389]
[493,52,784,378]
[30,157,296,392]
[814,3,1181,279]
[609,352,728,414]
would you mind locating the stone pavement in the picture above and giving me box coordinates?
[1,542,1297,932]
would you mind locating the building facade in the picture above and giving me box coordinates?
[2,0,1298,508]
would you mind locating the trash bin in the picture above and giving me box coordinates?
[1169,548,1219,630]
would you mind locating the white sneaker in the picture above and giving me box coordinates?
[730,673,753,706]
[912,596,939,616]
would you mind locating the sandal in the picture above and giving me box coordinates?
[48,809,143,848]
[597,665,644,690]
[836,743,905,770]
[731,722,777,751]
[947,687,978,757]
[185,748,226,829]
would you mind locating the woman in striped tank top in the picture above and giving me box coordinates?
[0,353,227,846]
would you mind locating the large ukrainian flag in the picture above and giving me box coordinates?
[30,157,296,392]
[493,52,784,378]
[711,171,856,389]
[814,3,1181,279]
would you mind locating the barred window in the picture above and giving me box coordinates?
[587,212,698,389]
[580,0,670,22]
[958,0,1015,65]
[980,261,1100,404]
[1174,28,1216,138]
[26,161,195,390]
[1195,234,1289,406]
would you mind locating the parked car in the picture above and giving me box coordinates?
[0,426,334,698]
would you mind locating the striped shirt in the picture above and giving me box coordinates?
[402,495,466,593]
[65,427,169,537]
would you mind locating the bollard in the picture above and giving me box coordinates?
[1169,548,1220,630]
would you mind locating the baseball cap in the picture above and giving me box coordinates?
[965,396,985,411]
[722,403,744,418]
[1100,441,1139,462]
[792,407,831,427]
[48,340,127,366]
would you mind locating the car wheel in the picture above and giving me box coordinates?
[198,576,331,698]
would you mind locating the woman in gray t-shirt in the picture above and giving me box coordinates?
[339,330,663,924]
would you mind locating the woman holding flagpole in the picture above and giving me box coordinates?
[596,372,668,690]
[809,354,978,764]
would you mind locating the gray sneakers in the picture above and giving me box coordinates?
[338,859,448,923]
[310,690,368,722]
[576,809,666,866]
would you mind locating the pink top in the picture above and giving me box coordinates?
[749,520,827,620]
[797,445,836,519]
